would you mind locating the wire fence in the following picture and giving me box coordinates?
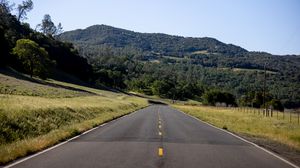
[229,107,300,124]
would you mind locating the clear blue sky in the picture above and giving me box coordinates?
[10,0,300,55]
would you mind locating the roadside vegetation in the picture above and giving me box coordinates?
[0,71,148,165]
[173,104,300,164]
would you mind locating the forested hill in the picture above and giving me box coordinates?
[58,25,300,108]
[58,24,247,57]
[58,25,300,73]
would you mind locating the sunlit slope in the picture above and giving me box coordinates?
[0,68,148,164]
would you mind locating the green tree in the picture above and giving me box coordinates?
[12,39,51,78]
[202,90,236,106]
[151,80,173,98]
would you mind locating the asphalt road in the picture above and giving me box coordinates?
[6,105,296,168]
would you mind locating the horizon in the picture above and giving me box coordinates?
[9,0,300,55]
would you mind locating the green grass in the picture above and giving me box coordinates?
[172,105,300,151]
[0,70,148,164]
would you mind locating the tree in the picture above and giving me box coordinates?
[56,22,63,35]
[12,39,51,78]
[37,14,63,36]
[202,90,236,106]
[266,99,284,112]
[151,80,173,98]
[17,0,33,21]
[0,27,9,66]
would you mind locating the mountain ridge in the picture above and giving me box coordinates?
[58,24,300,73]
[59,24,300,56]
[58,24,249,57]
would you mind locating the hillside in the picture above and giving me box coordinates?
[58,24,248,57]
[58,25,300,108]
[0,67,147,164]
[58,25,300,72]
[0,8,92,81]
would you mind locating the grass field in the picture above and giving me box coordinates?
[0,69,148,164]
[173,105,300,150]
[173,104,300,165]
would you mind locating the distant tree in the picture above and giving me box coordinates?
[107,70,124,88]
[202,90,236,106]
[0,27,9,66]
[12,39,51,78]
[151,80,173,98]
[56,22,63,35]
[266,99,284,112]
[17,0,33,21]
[37,14,63,36]
[239,91,273,108]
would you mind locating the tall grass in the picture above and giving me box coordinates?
[0,72,148,164]
[0,94,147,164]
[173,105,300,151]
[0,72,92,98]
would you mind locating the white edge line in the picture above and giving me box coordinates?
[175,108,299,168]
[4,133,83,168]
[4,107,146,168]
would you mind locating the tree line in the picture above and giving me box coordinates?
[90,54,290,109]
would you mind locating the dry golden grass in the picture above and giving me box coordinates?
[0,72,91,98]
[0,94,141,111]
[0,94,147,164]
[173,105,300,151]
[0,107,145,164]
[0,72,148,165]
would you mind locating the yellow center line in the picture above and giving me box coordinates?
[157,108,164,157]
[158,148,163,157]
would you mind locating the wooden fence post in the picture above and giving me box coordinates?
[271,109,273,117]
[298,111,300,125]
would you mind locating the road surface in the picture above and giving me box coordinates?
[5,105,296,168]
